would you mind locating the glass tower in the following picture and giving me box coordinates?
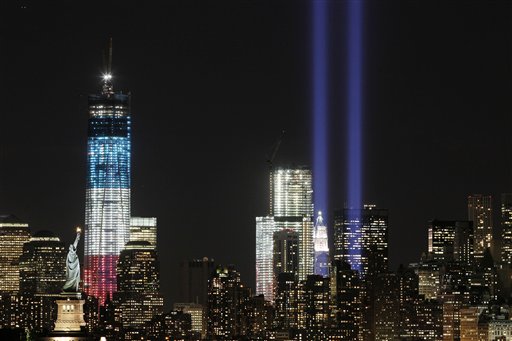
[272,167,314,281]
[84,74,131,303]
[255,216,278,302]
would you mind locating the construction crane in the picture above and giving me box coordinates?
[266,130,285,215]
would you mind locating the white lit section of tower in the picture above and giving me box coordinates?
[84,70,131,304]
[273,167,314,281]
[313,211,330,277]
[255,216,278,302]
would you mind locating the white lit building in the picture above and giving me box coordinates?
[255,216,278,302]
[130,217,157,249]
[272,167,314,281]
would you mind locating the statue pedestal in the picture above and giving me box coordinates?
[53,292,86,332]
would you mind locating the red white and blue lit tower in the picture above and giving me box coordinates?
[84,65,131,303]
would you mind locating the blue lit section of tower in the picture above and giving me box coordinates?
[346,0,364,273]
[313,211,330,277]
[84,73,131,303]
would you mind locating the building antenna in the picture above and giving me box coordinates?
[102,38,114,95]
[107,37,112,75]
[266,129,286,215]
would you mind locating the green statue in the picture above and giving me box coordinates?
[62,228,81,292]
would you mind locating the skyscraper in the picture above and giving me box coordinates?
[272,167,314,281]
[255,216,278,301]
[113,241,163,332]
[207,265,250,339]
[333,205,388,278]
[178,257,215,306]
[0,215,30,294]
[313,211,329,277]
[18,230,66,294]
[468,194,493,260]
[501,193,512,263]
[84,70,131,303]
[273,229,299,278]
[427,220,474,265]
[129,217,157,249]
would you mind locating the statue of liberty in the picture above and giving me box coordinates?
[62,227,81,293]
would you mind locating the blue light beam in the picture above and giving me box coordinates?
[312,0,329,218]
[347,0,363,273]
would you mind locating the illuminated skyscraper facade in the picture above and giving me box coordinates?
[84,74,131,303]
[18,230,66,294]
[272,167,314,281]
[501,193,512,263]
[273,229,299,278]
[468,194,493,260]
[0,215,30,294]
[333,205,388,277]
[255,216,278,301]
[313,211,329,277]
[113,241,163,332]
[130,217,157,249]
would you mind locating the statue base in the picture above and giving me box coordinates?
[53,292,86,332]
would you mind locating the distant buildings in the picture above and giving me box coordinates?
[207,265,250,339]
[333,205,388,278]
[129,217,157,249]
[0,215,30,294]
[273,229,299,278]
[113,241,164,333]
[468,194,493,261]
[501,193,512,264]
[255,216,278,301]
[178,257,215,306]
[18,230,66,295]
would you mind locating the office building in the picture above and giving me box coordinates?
[178,257,215,305]
[129,217,157,249]
[174,302,205,339]
[113,241,163,331]
[501,193,512,264]
[468,194,493,260]
[0,215,30,294]
[84,71,131,303]
[428,220,474,265]
[18,230,66,294]
[273,229,299,278]
[313,211,329,277]
[207,265,250,340]
[303,275,330,338]
[332,260,361,341]
[255,216,278,301]
[272,166,314,281]
[333,205,388,278]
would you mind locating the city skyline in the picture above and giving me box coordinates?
[2,0,512,310]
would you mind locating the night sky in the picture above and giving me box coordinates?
[1,0,512,308]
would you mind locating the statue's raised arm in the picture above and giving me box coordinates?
[62,227,81,293]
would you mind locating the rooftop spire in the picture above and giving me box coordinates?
[102,38,114,95]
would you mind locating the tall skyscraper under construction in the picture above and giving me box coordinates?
[272,167,314,281]
[84,53,131,303]
[255,166,314,302]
